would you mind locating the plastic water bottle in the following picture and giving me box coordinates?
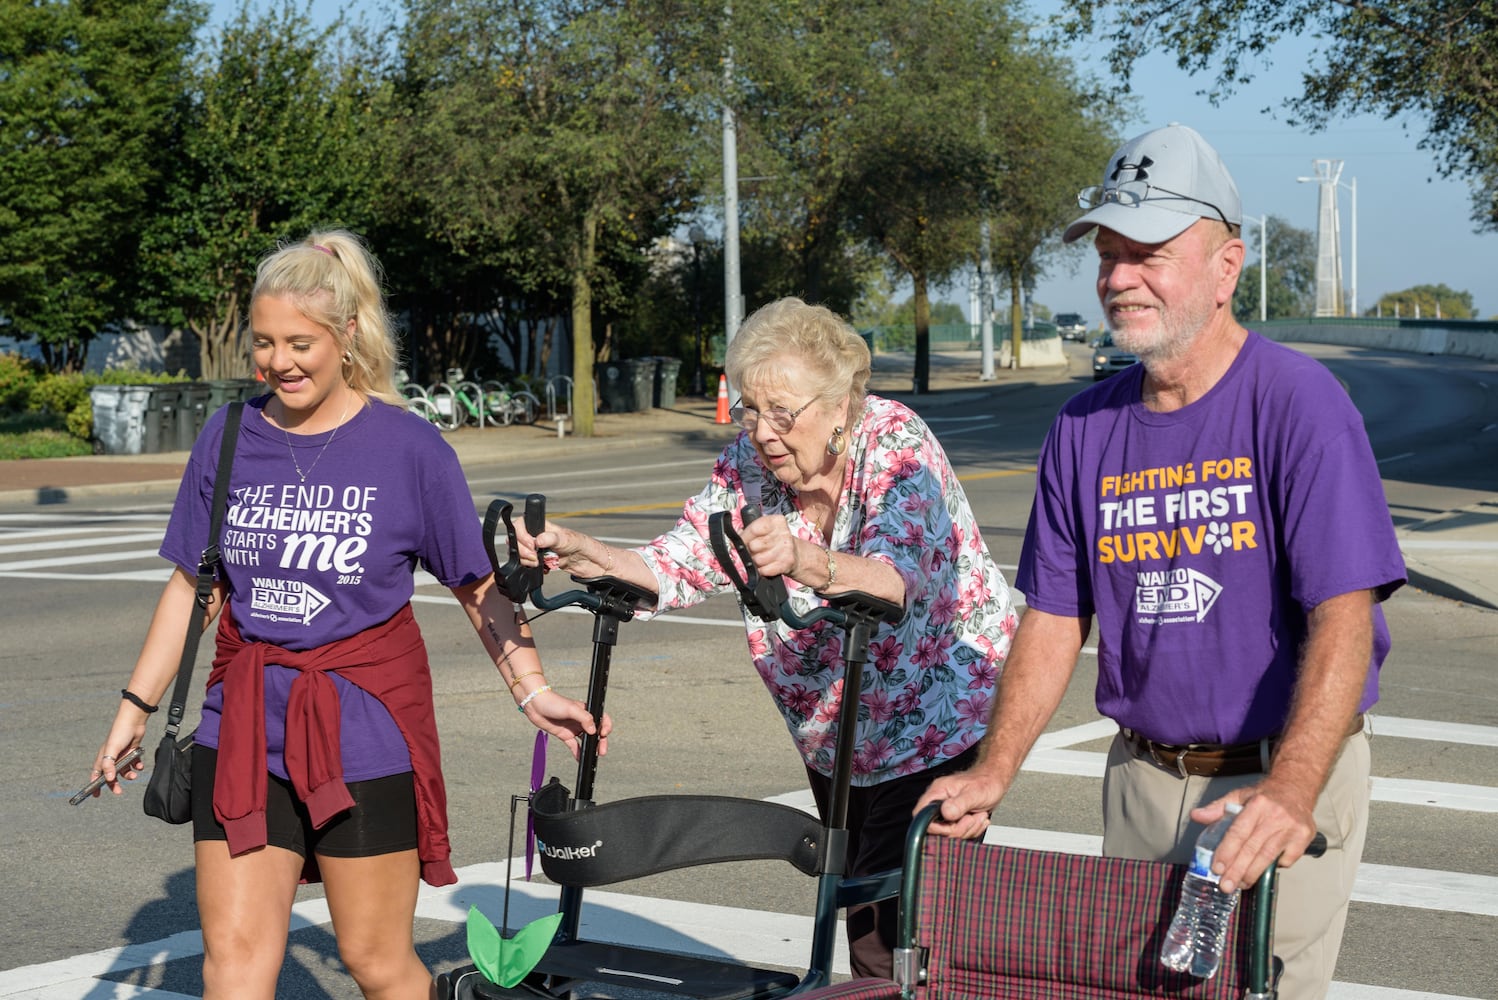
[1160,803,1243,978]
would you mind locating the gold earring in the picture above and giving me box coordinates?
[342,352,352,365]
[826,426,846,456]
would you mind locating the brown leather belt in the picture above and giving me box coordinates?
[1121,714,1365,779]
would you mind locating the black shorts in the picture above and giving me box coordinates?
[192,745,418,859]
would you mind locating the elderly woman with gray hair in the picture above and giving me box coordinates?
[520,296,1017,977]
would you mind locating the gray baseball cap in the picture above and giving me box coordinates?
[1063,123,1242,244]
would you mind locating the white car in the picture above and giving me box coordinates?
[1092,332,1139,381]
[1055,312,1087,341]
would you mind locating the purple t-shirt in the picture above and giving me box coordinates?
[1017,333,1405,745]
[161,397,491,780]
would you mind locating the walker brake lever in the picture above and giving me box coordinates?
[708,504,788,621]
[483,498,543,603]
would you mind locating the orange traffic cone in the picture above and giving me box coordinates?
[715,374,731,425]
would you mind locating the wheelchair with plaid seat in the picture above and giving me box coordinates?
[793,802,1325,1000]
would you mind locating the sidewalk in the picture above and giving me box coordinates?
[2,350,1494,610]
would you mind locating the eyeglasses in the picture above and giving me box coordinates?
[1077,180,1230,228]
[728,397,815,433]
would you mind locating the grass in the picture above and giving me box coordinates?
[0,411,93,460]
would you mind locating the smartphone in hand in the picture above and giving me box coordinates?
[69,745,144,805]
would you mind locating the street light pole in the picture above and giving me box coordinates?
[688,224,707,396]
[1243,213,1268,323]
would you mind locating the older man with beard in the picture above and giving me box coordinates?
[917,124,1405,1000]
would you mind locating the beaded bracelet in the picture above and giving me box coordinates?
[814,548,838,593]
[508,670,544,691]
[121,689,158,714]
[516,684,552,712]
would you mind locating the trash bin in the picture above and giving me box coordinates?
[208,378,263,409]
[652,357,682,408]
[176,382,213,451]
[89,384,153,455]
[859,330,876,357]
[595,359,655,413]
[141,384,182,454]
[594,362,630,413]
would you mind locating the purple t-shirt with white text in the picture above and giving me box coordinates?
[160,397,491,780]
[1016,333,1405,745]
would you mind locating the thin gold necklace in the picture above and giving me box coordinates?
[282,392,353,484]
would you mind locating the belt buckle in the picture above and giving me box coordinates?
[1143,738,1191,778]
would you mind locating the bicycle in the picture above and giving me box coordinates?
[397,371,455,433]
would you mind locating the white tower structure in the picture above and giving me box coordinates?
[1304,159,1344,317]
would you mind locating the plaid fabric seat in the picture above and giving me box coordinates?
[795,829,1277,1000]
[914,838,1263,1000]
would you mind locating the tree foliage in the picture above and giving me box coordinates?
[734,0,1115,390]
[378,0,701,434]
[135,1,375,379]
[1369,283,1476,319]
[0,0,199,370]
[1232,215,1316,322]
[1054,0,1498,232]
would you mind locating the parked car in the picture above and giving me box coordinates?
[1055,312,1088,341]
[1092,332,1138,381]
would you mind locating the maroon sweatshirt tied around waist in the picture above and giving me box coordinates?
[208,602,456,886]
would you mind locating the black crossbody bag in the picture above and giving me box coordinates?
[143,401,243,825]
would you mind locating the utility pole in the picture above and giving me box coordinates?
[721,4,743,398]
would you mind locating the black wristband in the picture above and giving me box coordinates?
[121,689,159,714]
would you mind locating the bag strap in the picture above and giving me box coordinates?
[163,401,243,740]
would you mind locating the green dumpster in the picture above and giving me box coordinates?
[652,357,682,408]
[595,359,655,413]
[176,383,213,451]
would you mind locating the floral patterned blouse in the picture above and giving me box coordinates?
[634,394,1017,785]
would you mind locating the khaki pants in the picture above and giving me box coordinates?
[1101,728,1371,1000]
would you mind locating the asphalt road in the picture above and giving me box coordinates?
[2,342,1494,999]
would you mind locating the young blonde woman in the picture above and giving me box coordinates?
[85,230,606,999]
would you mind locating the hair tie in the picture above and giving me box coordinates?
[312,243,336,257]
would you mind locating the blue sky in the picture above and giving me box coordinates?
[209,1,1494,321]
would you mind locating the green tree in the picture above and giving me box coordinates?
[0,0,200,370]
[1232,215,1316,321]
[135,1,375,380]
[377,0,700,436]
[1370,284,1476,320]
[838,0,1026,393]
[1054,1,1498,231]
[984,45,1118,366]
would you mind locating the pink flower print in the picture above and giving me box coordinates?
[783,683,819,719]
[894,756,928,776]
[864,686,896,722]
[898,492,935,516]
[914,724,948,760]
[814,678,844,723]
[802,727,838,748]
[885,447,921,480]
[868,409,906,438]
[928,587,959,627]
[746,627,771,658]
[966,656,998,690]
[913,631,954,670]
[870,635,904,675]
[955,690,991,728]
[894,683,923,716]
[854,735,896,774]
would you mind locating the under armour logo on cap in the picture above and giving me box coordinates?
[1110,155,1153,183]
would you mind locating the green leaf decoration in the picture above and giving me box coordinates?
[465,906,562,988]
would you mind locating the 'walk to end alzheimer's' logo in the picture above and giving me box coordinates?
[249,577,331,625]
[1134,567,1222,624]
